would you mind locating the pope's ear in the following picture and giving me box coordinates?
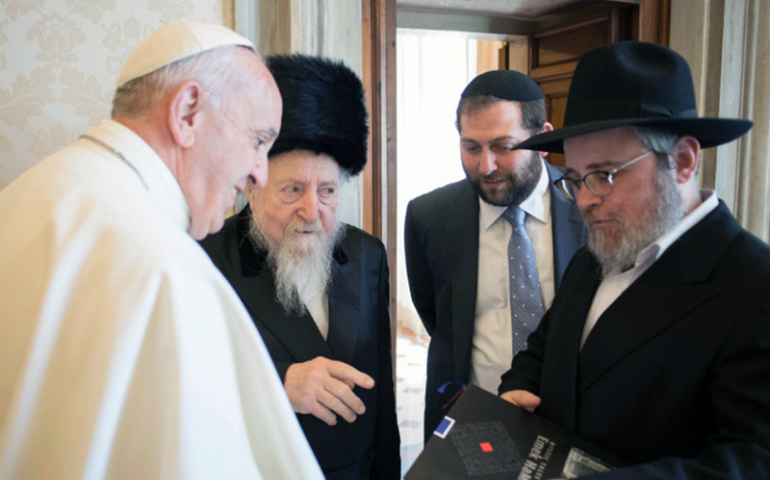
[168,81,203,148]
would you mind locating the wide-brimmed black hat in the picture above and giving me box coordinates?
[515,41,752,154]
[266,54,369,176]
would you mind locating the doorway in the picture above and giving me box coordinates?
[394,28,527,476]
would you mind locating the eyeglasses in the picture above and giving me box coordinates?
[555,150,654,201]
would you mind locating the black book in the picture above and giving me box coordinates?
[406,385,628,479]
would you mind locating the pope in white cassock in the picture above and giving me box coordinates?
[0,22,323,479]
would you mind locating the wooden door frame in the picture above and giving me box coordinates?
[362,0,398,352]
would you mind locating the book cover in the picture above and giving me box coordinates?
[406,385,628,479]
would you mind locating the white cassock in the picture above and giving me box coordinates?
[0,120,323,480]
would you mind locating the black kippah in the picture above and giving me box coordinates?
[460,70,543,102]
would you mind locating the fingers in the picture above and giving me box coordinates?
[307,402,338,426]
[500,390,542,413]
[341,379,356,390]
[324,376,366,418]
[284,357,372,425]
[318,388,359,423]
[327,361,375,390]
[301,385,360,426]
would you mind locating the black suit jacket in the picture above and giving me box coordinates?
[499,201,770,479]
[200,209,400,480]
[404,162,586,440]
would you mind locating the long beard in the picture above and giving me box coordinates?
[248,214,344,315]
[584,168,684,278]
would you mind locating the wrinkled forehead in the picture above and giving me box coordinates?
[268,150,341,183]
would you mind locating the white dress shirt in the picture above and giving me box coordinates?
[471,159,555,393]
[581,190,719,348]
[305,292,330,340]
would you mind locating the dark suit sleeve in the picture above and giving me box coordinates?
[404,200,437,335]
[583,298,770,480]
[372,243,401,479]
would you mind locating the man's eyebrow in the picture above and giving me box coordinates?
[566,159,626,174]
[460,135,519,143]
[490,136,520,144]
[253,127,279,141]
[586,159,627,170]
[281,176,307,184]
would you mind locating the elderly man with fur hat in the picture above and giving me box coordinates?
[200,54,400,480]
[499,41,770,478]
[0,22,323,479]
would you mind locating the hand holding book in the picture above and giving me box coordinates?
[500,389,541,413]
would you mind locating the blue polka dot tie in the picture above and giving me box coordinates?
[503,206,543,358]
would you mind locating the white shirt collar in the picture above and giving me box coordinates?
[83,119,191,233]
[479,158,550,231]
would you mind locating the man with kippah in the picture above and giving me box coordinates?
[499,41,770,478]
[0,22,323,479]
[201,54,400,480]
[404,70,586,442]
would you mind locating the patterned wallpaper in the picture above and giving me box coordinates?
[0,0,231,190]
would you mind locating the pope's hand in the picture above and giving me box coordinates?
[284,356,374,426]
[500,390,541,413]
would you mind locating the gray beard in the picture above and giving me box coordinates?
[248,213,344,315]
[584,168,685,278]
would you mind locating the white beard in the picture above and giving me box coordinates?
[583,167,684,278]
[248,213,344,315]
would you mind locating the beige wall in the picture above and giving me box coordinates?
[0,0,367,226]
[670,0,770,241]
[0,0,229,190]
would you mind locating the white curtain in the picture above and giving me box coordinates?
[395,31,476,334]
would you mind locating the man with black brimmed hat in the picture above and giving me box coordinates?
[499,41,770,478]
[201,54,400,480]
[404,69,586,442]
[0,22,323,479]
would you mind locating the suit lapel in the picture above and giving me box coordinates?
[546,162,585,290]
[231,274,332,361]
[448,181,480,381]
[577,202,741,393]
[578,255,719,392]
[326,240,359,364]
